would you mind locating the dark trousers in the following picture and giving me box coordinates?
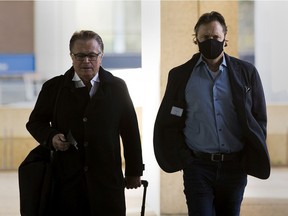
[183,158,247,216]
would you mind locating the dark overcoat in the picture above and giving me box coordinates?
[26,66,143,215]
[154,53,270,180]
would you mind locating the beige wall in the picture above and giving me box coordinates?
[0,107,36,169]
[0,1,34,53]
[267,105,288,166]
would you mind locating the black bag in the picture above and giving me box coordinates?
[19,75,64,216]
[18,145,54,216]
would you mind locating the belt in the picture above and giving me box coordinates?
[192,151,242,162]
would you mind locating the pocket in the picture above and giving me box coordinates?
[158,100,186,127]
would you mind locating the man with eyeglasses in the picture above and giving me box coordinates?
[26,30,144,216]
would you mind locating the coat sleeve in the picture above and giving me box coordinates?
[153,69,192,173]
[250,67,267,137]
[118,80,144,177]
[26,77,62,148]
[232,58,270,179]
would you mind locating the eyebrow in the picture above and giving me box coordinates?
[75,52,100,55]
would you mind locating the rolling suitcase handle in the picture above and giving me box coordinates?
[140,180,148,216]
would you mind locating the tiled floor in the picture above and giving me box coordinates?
[244,167,288,198]
[241,167,288,216]
[1,167,288,216]
[0,171,20,216]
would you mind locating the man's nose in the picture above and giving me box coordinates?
[83,56,90,62]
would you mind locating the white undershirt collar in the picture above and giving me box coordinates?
[72,71,100,88]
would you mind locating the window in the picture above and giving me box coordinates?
[238,1,254,64]
[76,0,142,69]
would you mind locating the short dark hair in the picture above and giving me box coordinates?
[194,11,228,36]
[69,30,104,53]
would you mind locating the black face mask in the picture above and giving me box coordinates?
[198,39,224,59]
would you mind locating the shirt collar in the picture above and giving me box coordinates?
[72,71,100,88]
[196,54,227,68]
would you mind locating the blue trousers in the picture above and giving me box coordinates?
[183,158,247,216]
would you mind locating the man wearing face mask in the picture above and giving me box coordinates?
[153,11,270,216]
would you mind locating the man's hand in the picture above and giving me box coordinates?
[125,176,141,189]
[52,133,70,151]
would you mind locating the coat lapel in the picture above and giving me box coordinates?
[225,54,247,118]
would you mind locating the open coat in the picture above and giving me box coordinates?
[154,53,270,180]
[25,66,143,215]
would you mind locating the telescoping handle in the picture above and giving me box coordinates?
[140,180,148,216]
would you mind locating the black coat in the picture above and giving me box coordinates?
[26,66,143,215]
[154,53,270,179]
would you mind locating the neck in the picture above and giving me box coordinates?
[203,53,223,72]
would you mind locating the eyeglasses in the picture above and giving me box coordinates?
[71,52,101,61]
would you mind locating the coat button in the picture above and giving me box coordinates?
[83,117,88,122]
[84,166,88,172]
[84,141,88,147]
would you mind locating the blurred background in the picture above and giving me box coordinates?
[1,0,288,215]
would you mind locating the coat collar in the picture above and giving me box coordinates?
[177,53,246,110]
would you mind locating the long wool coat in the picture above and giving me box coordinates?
[26,66,143,216]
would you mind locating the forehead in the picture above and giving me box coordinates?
[197,21,225,36]
[72,39,100,52]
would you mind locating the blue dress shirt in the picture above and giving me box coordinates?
[184,55,244,153]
